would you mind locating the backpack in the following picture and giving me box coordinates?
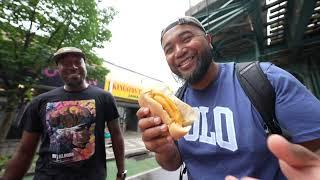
[235,61,290,138]
[176,61,291,180]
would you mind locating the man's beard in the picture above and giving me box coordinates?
[174,47,213,84]
[65,79,83,88]
[64,76,85,89]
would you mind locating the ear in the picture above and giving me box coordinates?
[205,34,212,43]
[205,34,213,48]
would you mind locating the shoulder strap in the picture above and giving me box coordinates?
[175,83,188,100]
[235,61,290,138]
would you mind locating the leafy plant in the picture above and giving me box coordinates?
[0,0,116,141]
[0,155,11,172]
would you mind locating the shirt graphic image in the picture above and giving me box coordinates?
[46,99,96,164]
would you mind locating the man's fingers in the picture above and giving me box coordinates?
[144,136,171,153]
[142,124,168,141]
[138,116,162,131]
[267,134,320,167]
[136,107,150,119]
[225,175,238,180]
[225,175,259,180]
[278,159,301,179]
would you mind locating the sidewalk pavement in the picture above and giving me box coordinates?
[127,167,188,180]
[106,131,149,160]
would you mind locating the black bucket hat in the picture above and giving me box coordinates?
[53,47,85,64]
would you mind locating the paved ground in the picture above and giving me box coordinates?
[106,131,189,180]
[127,167,188,180]
[106,131,149,160]
[22,131,186,180]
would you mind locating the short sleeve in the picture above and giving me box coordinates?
[20,99,42,133]
[104,93,120,122]
[261,63,320,143]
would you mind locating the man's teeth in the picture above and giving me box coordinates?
[180,57,193,67]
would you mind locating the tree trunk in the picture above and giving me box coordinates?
[0,93,19,142]
[0,109,15,142]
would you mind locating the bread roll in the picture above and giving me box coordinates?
[138,89,198,140]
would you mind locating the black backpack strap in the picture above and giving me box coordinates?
[235,61,291,140]
[179,162,187,180]
[175,83,188,100]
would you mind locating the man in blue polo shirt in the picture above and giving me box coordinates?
[137,16,320,180]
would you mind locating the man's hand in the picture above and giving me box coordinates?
[225,176,258,180]
[136,107,173,153]
[267,134,320,180]
[225,135,320,180]
[137,107,182,171]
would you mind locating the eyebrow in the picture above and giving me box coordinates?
[163,30,194,51]
[178,30,194,38]
[163,42,171,52]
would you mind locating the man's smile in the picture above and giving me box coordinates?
[178,56,196,71]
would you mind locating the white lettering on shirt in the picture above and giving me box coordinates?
[184,106,238,151]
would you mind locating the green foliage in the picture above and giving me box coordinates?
[0,155,11,172]
[0,0,116,104]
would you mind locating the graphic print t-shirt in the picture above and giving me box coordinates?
[21,86,119,177]
[46,99,96,164]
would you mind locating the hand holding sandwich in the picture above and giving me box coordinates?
[137,89,199,171]
[138,89,198,139]
[136,107,183,170]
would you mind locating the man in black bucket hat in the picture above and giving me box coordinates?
[2,47,127,180]
[53,47,86,64]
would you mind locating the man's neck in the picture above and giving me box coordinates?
[64,81,89,92]
[190,62,219,90]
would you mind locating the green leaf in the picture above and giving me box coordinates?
[0,0,115,106]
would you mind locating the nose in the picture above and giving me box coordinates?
[175,43,187,59]
[71,64,78,69]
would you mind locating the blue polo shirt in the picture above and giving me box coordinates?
[178,62,320,180]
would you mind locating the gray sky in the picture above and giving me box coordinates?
[95,0,192,90]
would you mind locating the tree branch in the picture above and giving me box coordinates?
[23,1,39,51]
